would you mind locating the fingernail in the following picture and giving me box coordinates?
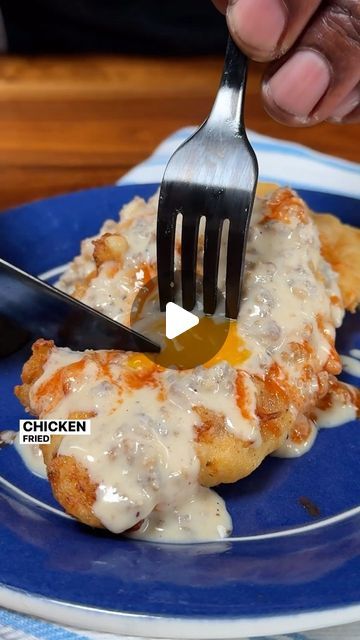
[227,0,287,56]
[329,88,360,122]
[266,50,331,119]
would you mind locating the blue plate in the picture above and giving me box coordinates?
[0,184,359,638]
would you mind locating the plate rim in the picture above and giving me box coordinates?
[1,182,359,637]
[1,585,360,639]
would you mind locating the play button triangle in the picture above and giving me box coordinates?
[165,302,199,340]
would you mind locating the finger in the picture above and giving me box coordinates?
[340,103,360,123]
[328,85,360,123]
[226,0,322,62]
[211,0,228,12]
[262,0,360,125]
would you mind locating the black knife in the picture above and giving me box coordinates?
[0,258,160,356]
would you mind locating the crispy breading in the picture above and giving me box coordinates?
[14,187,360,530]
[15,340,294,526]
[15,334,359,528]
[312,212,360,312]
[93,232,128,269]
[14,339,53,411]
[252,182,359,313]
[47,454,101,528]
[196,403,294,486]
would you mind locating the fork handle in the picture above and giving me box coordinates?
[207,35,248,133]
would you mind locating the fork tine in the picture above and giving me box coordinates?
[203,218,223,315]
[225,224,246,319]
[156,195,177,312]
[156,36,258,319]
[181,215,200,311]
[225,198,252,319]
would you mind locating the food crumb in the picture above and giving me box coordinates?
[298,496,321,518]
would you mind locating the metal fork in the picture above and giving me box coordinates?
[156,36,258,319]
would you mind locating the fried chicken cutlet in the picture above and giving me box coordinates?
[15,186,360,539]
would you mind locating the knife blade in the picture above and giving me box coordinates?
[0,258,160,355]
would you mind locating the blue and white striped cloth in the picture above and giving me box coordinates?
[118,127,360,198]
[1,128,359,640]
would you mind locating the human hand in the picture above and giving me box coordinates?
[212,0,360,125]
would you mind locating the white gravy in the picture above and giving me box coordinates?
[15,188,357,542]
[314,398,357,428]
[128,487,232,542]
[14,435,48,479]
[273,420,318,458]
[29,350,233,539]
[341,352,360,378]
[0,430,17,446]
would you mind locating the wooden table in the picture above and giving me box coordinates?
[0,55,358,211]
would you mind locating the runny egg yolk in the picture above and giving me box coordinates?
[203,321,250,368]
[126,318,250,373]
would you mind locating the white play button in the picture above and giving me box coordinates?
[165,302,199,340]
[130,276,230,368]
